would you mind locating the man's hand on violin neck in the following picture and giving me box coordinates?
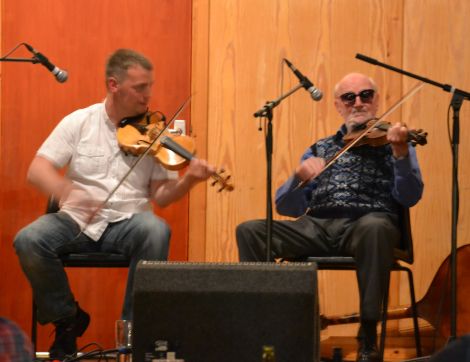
[387,122,409,158]
[186,159,216,183]
[295,157,326,182]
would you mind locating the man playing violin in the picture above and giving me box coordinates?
[13,48,215,359]
[236,73,423,362]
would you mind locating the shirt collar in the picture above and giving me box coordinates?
[334,124,348,142]
[101,101,117,129]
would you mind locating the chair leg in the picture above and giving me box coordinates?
[405,267,422,357]
[379,271,391,361]
[32,300,37,355]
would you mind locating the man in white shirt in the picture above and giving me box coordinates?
[14,49,215,359]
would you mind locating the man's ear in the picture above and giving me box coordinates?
[107,77,119,92]
[334,97,342,113]
[372,92,380,113]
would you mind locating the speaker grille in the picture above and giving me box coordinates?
[133,261,319,362]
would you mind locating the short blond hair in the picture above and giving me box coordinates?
[105,49,153,82]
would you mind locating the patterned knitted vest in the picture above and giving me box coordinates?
[308,132,398,219]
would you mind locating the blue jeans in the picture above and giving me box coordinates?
[14,211,170,324]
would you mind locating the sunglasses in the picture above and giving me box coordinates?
[339,89,375,106]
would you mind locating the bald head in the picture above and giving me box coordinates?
[334,73,380,131]
[334,73,377,97]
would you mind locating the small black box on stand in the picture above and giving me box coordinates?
[133,261,319,362]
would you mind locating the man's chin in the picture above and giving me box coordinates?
[137,105,149,114]
[349,115,371,125]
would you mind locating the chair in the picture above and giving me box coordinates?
[305,207,422,360]
[31,197,130,353]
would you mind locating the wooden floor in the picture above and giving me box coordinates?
[320,331,444,361]
[36,331,444,361]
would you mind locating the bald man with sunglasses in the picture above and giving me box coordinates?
[236,73,423,362]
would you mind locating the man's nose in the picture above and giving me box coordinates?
[353,95,364,106]
[143,87,152,100]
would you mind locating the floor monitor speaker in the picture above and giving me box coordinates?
[133,261,319,362]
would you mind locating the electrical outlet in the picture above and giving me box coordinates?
[173,119,186,135]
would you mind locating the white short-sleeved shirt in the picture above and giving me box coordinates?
[37,102,178,240]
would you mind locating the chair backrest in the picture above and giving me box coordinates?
[393,206,414,264]
[46,196,59,214]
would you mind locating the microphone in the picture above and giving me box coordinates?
[24,43,68,83]
[283,58,322,101]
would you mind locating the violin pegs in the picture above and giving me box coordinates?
[211,180,218,187]
[218,168,226,174]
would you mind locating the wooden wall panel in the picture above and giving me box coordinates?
[0,0,191,351]
[195,0,405,338]
[191,0,470,342]
[189,0,210,261]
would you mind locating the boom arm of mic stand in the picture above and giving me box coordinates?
[253,83,304,118]
[0,57,37,63]
[355,53,470,99]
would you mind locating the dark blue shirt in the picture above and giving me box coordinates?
[275,126,424,218]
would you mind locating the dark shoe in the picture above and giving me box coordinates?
[356,343,380,362]
[356,320,380,361]
[49,304,90,359]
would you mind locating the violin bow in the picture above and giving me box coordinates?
[294,82,424,190]
[78,95,192,235]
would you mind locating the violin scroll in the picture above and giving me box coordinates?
[408,128,427,147]
[210,168,234,192]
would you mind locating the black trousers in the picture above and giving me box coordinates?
[236,212,399,324]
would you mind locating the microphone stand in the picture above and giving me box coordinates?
[356,54,470,342]
[0,56,37,64]
[253,82,304,262]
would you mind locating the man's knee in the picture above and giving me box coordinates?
[357,213,395,230]
[129,213,171,258]
[356,213,398,241]
[13,225,38,256]
[235,220,267,262]
[14,214,73,257]
[13,225,53,273]
[349,214,397,264]
[236,220,264,245]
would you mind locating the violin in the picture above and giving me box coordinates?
[343,119,428,148]
[117,111,195,170]
[116,110,234,192]
[294,83,426,190]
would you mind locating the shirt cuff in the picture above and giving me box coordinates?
[393,153,413,174]
[393,154,408,161]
